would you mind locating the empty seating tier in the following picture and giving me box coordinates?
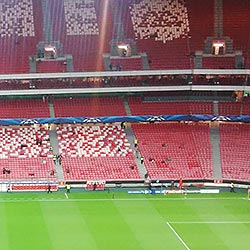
[110,57,142,71]
[57,124,140,180]
[132,123,213,180]
[220,124,250,182]
[202,57,235,69]
[218,102,242,116]
[0,99,50,119]
[0,126,54,181]
[128,97,214,115]
[0,0,42,73]
[36,60,68,73]
[54,97,126,117]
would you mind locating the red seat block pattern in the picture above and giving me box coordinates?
[128,97,214,115]
[132,123,213,180]
[57,124,140,181]
[0,99,50,119]
[54,97,126,117]
[220,124,250,182]
[0,126,55,181]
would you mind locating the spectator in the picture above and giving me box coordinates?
[178,178,183,189]
[140,156,144,164]
[109,63,113,71]
[121,121,126,129]
[53,155,57,164]
[20,143,28,149]
[66,184,71,193]
[7,184,11,193]
[134,138,138,148]
[3,168,10,174]
[57,153,62,165]
[230,182,235,192]
[149,157,155,162]
[47,184,52,193]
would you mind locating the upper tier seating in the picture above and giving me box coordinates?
[0,0,35,38]
[186,0,214,52]
[36,60,67,73]
[220,124,250,182]
[0,126,54,181]
[64,0,99,36]
[0,0,43,73]
[110,57,142,71]
[0,0,248,72]
[128,97,214,115]
[202,56,236,69]
[132,122,213,180]
[54,97,126,117]
[127,0,191,69]
[223,0,250,55]
[0,99,50,119]
[50,0,113,72]
[57,124,140,180]
[129,0,190,43]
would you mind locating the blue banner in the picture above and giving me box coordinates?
[0,114,248,126]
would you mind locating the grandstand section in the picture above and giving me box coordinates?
[128,97,214,115]
[0,0,247,73]
[0,126,54,181]
[36,60,67,73]
[0,0,35,38]
[132,122,213,180]
[110,57,142,71]
[220,124,250,182]
[53,96,126,117]
[218,101,242,116]
[0,0,247,72]
[57,124,140,180]
[202,56,236,69]
[63,0,99,36]
[0,0,43,74]
[0,0,249,190]
[223,0,250,53]
[0,99,50,118]
[49,0,113,72]
[186,0,214,53]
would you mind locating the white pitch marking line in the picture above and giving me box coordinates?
[0,197,246,203]
[242,198,250,200]
[166,222,191,250]
[169,221,250,224]
[64,193,69,199]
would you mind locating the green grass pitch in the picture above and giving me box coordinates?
[0,191,249,250]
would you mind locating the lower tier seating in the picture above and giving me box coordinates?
[0,126,54,181]
[57,124,140,180]
[62,155,139,181]
[132,122,213,180]
[220,124,250,182]
[0,158,55,181]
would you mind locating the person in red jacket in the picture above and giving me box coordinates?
[178,178,183,189]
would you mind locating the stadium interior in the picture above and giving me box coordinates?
[0,0,250,191]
